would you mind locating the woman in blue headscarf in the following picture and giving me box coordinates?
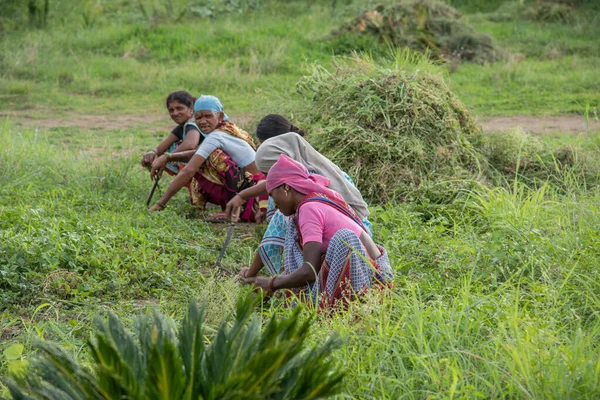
[149,95,268,222]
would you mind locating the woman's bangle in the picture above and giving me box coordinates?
[268,276,277,292]
[148,149,157,154]
[155,202,166,210]
[237,193,248,202]
[165,152,172,162]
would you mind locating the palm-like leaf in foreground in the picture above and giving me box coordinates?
[7,295,344,400]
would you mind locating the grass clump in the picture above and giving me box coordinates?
[331,0,504,65]
[474,127,600,190]
[295,51,487,204]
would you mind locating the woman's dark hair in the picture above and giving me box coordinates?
[165,90,196,108]
[256,114,306,141]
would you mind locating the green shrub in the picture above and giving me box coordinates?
[6,295,344,399]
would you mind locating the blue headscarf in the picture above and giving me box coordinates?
[194,95,229,121]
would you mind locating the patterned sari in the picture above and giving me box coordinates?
[187,121,266,222]
[283,192,393,309]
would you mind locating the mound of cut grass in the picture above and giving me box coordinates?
[296,52,488,204]
[332,0,504,65]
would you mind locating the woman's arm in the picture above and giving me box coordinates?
[173,129,200,153]
[239,252,265,278]
[142,133,179,167]
[149,153,206,210]
[251,242,322,292]
[150,149,199,179]
[243,161,261,176]
[156,134,180,155]
[225,181,268,219]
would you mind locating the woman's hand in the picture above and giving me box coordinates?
[254,208,267,224]
[225,194,246,220]
[149,203,164,212]
[252,277,273,293]
[142,151,157,168]
[239,267,250,278]
[150,155,168,179]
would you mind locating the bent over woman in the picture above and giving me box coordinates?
[230,114,371,277]
[248,154,393,309]
[149,95,266,222]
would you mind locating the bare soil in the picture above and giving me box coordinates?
[2,110,597,135]
[0,110,170,131]
[0,110,257,132]
[478,115,599,135]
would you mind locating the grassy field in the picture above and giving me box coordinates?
[1,0,600,398]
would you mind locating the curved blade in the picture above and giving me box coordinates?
[215,223,235,274]
[146,176,160,207]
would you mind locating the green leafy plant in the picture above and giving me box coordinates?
[6,295,344,399]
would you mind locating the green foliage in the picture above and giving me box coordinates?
[332,0,504,64]
[6,295,344,399]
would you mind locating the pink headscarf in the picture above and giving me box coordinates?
[266,154,343,201]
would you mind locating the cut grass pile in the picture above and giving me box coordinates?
[295,51,487,204]
[332,0,504,64]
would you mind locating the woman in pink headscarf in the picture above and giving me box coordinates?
[247,154,393,308]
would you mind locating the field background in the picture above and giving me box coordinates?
[1,0,599,398]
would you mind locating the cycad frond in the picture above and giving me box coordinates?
[6,294,345,400]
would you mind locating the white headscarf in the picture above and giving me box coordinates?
[255,132,369,219]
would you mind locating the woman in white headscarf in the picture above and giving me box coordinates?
[225,114,371,278]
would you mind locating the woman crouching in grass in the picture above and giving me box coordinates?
[141,90,202,177]
[246,154,393,309]
[149,95,267,222]
[228,114,371,278]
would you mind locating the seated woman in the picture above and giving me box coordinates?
[246,154,393,308]
[141,91,201,176]
[149,95,266,222]
[227,114,371,277]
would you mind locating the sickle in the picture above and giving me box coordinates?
[146,175,160,207]
[214,207,241,274]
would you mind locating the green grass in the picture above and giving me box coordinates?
[1,0,598,116]
[2,1,600,398]
[2,117,600,398]
[447,12,600,115]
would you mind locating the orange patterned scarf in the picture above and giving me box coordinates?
[199,121,257,185]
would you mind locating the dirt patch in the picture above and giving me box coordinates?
[2,109,595,135]
[479,115,599,135]
[1,110,170,131]
[1,110,258,132]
